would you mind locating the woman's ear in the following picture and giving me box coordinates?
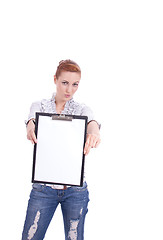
[54,75,57,84]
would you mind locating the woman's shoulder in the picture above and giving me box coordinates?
[68,99,93,115]
[40,96,55,113]
[30,94,55,113]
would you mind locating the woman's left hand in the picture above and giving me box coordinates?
[84,133,101,156]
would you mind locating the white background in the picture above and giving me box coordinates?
[0,0,163,239]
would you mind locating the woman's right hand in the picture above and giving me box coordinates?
[27,119,37,144]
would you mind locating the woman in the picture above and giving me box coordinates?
[22,59,100,240]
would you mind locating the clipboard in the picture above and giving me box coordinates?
[32,112,88,187]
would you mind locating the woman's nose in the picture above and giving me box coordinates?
[66,85,71,93]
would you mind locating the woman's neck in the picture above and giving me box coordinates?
[55,95,66,114]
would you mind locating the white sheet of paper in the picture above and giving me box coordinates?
[34,115,86,186]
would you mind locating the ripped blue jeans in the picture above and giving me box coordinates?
[22,182,89,240]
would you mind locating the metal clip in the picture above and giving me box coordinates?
[52,114,73,121]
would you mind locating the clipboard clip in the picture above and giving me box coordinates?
[52,114,73,121]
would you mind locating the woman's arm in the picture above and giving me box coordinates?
[26,101,42,144]
[84,121,101,155]
[26,118,101,152]
[26,119,37,144]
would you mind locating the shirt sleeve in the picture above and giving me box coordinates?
[81,105,101,129]
[25,101,42,124]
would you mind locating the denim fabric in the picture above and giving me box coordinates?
[22,182,89,240]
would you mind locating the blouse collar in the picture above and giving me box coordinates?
[51,92,75,114]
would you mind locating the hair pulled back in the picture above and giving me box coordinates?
[55,59,81,79]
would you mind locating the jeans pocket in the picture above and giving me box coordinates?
[72,182,88,192]
[32,183,45,192]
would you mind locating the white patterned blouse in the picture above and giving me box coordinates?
[26,92,99,189]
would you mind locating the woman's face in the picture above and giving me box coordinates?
[54,71,81,102]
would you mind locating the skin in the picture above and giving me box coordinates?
[27,71,101,155]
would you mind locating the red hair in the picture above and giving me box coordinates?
[55,59,81,79]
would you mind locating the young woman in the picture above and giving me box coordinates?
[22,59,101,240]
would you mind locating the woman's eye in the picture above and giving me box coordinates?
[73,83,79,87]
[62,81,68,85]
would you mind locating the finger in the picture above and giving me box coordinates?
[85,145,91,156]
[84,143,89,155]
[91,137,98,148]
[95,139,101,148]
[31,131,37,143]
[84,135,97,154]
[89,135,98,148]
[27,132,37,144]
[84,134,100,154]
[84,135,91,154]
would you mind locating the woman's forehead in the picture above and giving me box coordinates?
[58,71,81,82]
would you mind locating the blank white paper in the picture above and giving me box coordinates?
[34,115,86,186]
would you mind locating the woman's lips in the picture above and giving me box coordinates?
[65,94,70,98]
